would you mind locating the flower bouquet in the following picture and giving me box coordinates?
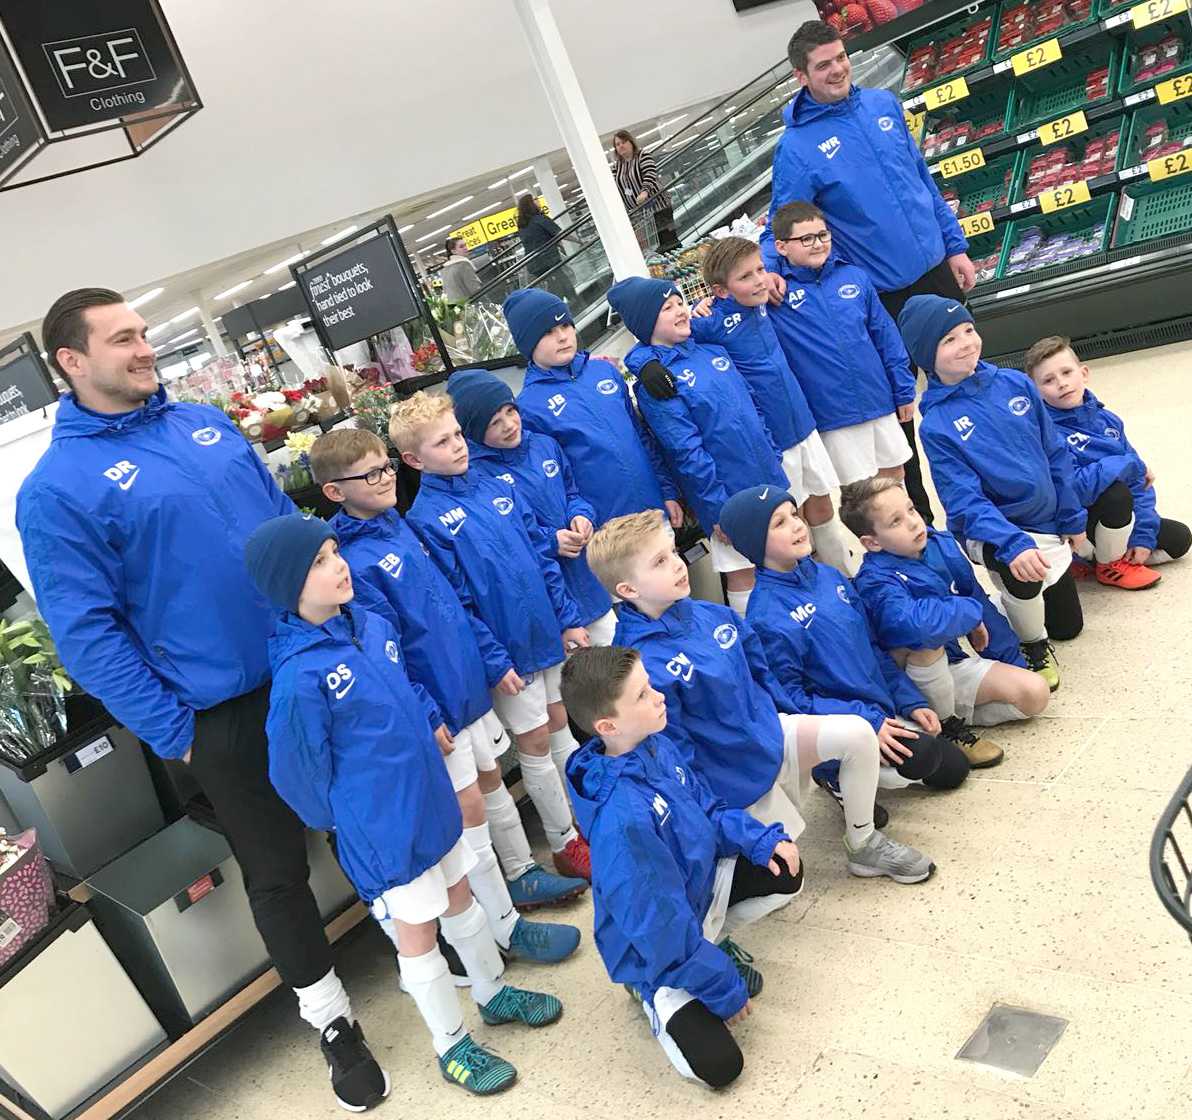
[279,429,317,492]
[0,618,73,767]
[352,385,395,438]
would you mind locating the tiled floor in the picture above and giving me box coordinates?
[131,341,1192,1120]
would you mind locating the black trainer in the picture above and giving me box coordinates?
[320,1017,390,1112]
[814,772,889,829]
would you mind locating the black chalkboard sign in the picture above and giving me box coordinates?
[0,335,60,424]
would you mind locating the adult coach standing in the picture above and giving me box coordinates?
[16,290,389,1112]
[762,20,977,524]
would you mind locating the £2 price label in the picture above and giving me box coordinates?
[1037,179,1092,213]
[1148,149,1192,181]
[924,76,970,109]
[1156,72,1192,104]
[939,147,987,178]
[1039,110,1089,146]
[959,212,995,237]
[1131,0,1188,29]
[1012,38,1063,77]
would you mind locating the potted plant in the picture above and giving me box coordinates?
[0,618,74,767]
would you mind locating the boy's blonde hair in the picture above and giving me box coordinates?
[586,510,668,592]
[838,477,905,539]
[309,429,387,485]
[1023,334,1077,378]
[389,390,454,454]
[702,237,763,290]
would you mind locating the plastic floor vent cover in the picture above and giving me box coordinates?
[955,1003,1069,1078]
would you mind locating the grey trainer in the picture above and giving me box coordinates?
[846,830,935,884]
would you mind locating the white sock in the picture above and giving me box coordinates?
[518,750,578,852]
[878,765,916,789]
[439,900,505,1006]
[462,823,519,947]
[1093,516,1134,564]
[996,589,1046,644]
[398,947,465,1057]
[718,892,796,940]
[726,588,751,615]
[810,519,853,576]
[813,714,881,848]
[970,700,1030,726]
[905,656,955,720]
[294,968,352,1033]
[548,726,580,783]
[1150,549,1175,565]
[482,783,536,880]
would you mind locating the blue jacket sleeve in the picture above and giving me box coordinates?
[624,382,680,504]
[901,103,968,258]
[865,278,917,407]
[684,759,789,864]
[1070,453,1139,508]
[265,671,336,831]
[1113,418,1160,548]
[517,494,583,630]
[740,614,802,715]
[17,486,196,759]
[637,391,730,530]
[762,137,813,271]
[558,443,598,526]
[861,572,984,650]
[1034,385,1086,536]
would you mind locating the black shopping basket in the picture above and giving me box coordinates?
[1150,763,1192,943]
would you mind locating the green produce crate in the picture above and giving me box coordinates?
[1112,175,1192,244]
[920,82,1015,163]
[1118,19,1192,96]
[940,150,1022,216]
[967,224,1013,284]
[1000,194,1117,278]
[1124,97,1192,167]
[1007,42,1120,130]
[993,2,1099,62]
[1096,0,1178,16]
[1009,114,1129,203]
[900,7,998,96]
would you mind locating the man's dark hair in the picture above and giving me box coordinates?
[772,199,826,240]
[42,287,125,386]
[559,645,642,738]
[788,19,844,72]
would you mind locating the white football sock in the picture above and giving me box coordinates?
[548,726,580,783]
[812,714,881,849]
[1150,549,1175,565]
[518,750,577,852]
[482,783,536,880]
[970,700,1030,726]
[293,968,352,1033]
[809,519,853,576]
[398,947,465,1057]
[462,824,519,947]
[995,588,1046,644]
[718,892,795,940]
[439,900,505,1006]
[726,588,751,615]
[905,655,955,720]
[1093,516,1133,564]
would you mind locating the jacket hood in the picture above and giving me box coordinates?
[623,336,695,374]
[52,385,171,440]
[567,737,640,835]
[757,557,818,590]
[920,360,998,412]
[269,602,367,667]
[329,507,400,546]
[615,597,691,645]
[525,350,594,383]
[467,440,528,469]
[784,85,858,128]
[1046,387,1101,420]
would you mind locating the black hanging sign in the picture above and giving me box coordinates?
[0,335,60,424]
[0,37,43,181]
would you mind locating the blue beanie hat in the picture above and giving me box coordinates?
[244,513,337,613]
[719,485,798,569]
[502,287,574,359]
[607,276,680,343]
[897,294,974,376]
[447,368,516,444]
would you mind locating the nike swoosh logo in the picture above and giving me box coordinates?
[759,487,770,500]
[825,146,840,159]
[554,312,566,321]
[449,521,465,535]
[492,735,503,745]
[946,304,960,313]
[960,428,976,441]
[802,617,815,629]
[850,820,873,831]
[334,679,356,700]
[118,469,140,490]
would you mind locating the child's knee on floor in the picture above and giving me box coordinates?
[666,1001,744,1089]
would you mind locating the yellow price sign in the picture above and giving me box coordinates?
[1156,71,1192,104]
[924,75,970,109]
[1148,149,1192,181]
[960,212,996,237]
[1039,110,1089,145]
[1132,0,1188,29]
[1012,38,1063,77]
[1037,180,1092,213]
[939,147,987,178]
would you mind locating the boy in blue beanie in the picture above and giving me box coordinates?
[392,391,593,883]
[449,368,617,646]
[503,287,684,530]
[561,644,803,1089]
[839,477,1048,746]
[310,428,588,931]
[244,513,564,1097]
[607,275,787,615]
[1024,335,1189,587]
[899,295,1087,691]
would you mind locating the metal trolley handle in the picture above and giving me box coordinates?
[1151,763,1192,942]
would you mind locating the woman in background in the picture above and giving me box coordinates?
[612,129,682,252]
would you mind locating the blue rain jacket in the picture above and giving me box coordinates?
[689,295,817,451]
[625,338,786,532]
[747,560,925,732]
[518,351,678,524]
[567,732,788,1020]
[768,252,916,433]
[469,431,613,626]
[615,598,790,809]
[852,528,1026,668]
[761,86,968,292]
[16,390,293,760]
[919,363,1085,565]
[265,603,461,902]
[1045,390,1158,550]
[407,471,581,681]
[331,508,491,735]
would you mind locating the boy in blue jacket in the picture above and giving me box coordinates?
[504,287,685,530]
[768,200,917,493]
[900,296,1088,691]
[607,275,788,614]
[587,510,934,884]
[244,514,564,1096]
[561,644,802,1089]
[842,478,1050,739]
[1024,335,1190,588]
[447,368,617,646]
[312,429,587,931]
[393,391,592,882]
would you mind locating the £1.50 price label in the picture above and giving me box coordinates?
[939,147,987,178]
[1156,72,1192,104]
[924,76,970,109]
[959,212,996,237]
[1132,0,1188,29]
[1012,38,1063,77]
[1148,149,1192,181]
[1037,179,1092,213]
[1039,110,1089,145]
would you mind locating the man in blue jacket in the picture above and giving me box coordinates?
[15,289,386,1109]
[762,19,978,523]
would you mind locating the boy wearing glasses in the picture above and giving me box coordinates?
[769,200,917,491]
[310,430,588,957]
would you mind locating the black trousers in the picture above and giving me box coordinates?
[186,685,332,990]
[895,729,970,789]
[1087,482,1192,560]
[878,259,967,527]
[981,544,1084,641]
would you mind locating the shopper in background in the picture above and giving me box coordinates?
[440,235,484,302]
[612,129,682,252]
[516,195,578,305]
[761,19,980,527]
[15,289,388,1112]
